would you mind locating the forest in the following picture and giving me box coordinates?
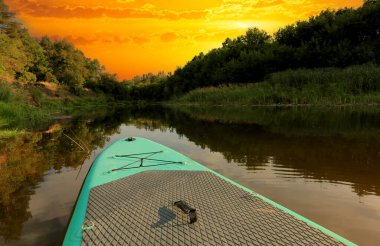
[1,0,380,102]
[136,0,380,100]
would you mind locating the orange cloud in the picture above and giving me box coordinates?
[9,0,207,20]
[63,36,99,45]
[117,0,135,3]
[160,32,178,42]
[253,0,285,8]
[132,36,151,44]
[43,35,132,45]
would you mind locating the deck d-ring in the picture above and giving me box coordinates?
[82,220,95,231]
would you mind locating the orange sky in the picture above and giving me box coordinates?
[5,0,362,80]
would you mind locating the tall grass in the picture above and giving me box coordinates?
[0,128,24,138]
[0,80,13,102]
[0,93,112,132]
[0,102,50,129]
[175,64,380,105]
[268,64,380,93]
[0,79,127,138]
[0,80,51,132]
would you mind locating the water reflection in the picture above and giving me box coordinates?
[130,106,380,196]
[0,105,379,245]
[177,120,380,196]
[0,113,123,243]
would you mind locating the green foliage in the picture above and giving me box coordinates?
[85,73,129,99]
[0,128,22,139]
[125,71,167,85]
[0,80,12,102]
[0,1,53,83]
[175,65,380,105]
[39,38,103,94]
[0,1,115,95]
[128,82,166,101]
[267,64,380,94]
[29,89,43,105]
[17,71,36,83]
[0,32,29,79]
[0,0,24,39]
[21,35,52,81]
[0,101,49,129]
[0,84,118,135]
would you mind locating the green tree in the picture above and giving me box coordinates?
[41,39,103,93]
[0,32,29,79]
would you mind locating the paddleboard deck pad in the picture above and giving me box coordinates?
[64,137,355,246]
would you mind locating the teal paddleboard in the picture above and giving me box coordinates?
[63,137,355,245]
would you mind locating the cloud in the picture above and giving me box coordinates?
[48,30,242,47]
[8,0,347,27]
[116,0,135,3]
[132,36,151,44]
[65,35,98,45]
[206,0,257,19]
[205,0,330,21]
[44,34,131,45]
[113,35,131,44]
[141,4,155,10]
[10,0,207,20]
[253,0,285,8]
[160,32,178,42]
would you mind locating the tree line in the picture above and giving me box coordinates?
[132,0,380,100]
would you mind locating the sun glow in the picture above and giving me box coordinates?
[235,22,255,29]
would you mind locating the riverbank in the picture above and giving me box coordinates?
[173,65,380,106]
[0,79,123,138]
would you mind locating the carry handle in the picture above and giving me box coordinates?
[174,200,197,224]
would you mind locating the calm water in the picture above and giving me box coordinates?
[0,106,379,245]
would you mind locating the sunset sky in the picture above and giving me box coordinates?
[5,0,362,80]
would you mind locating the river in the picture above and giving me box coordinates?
[0,105,379,245]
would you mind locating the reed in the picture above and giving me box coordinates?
[175,65,380,106]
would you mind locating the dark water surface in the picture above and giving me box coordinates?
[0,106,379,245]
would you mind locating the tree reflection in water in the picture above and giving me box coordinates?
[0,105,379,244]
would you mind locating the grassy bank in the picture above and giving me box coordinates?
[0,79,119,138]
[174,65,380,106]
